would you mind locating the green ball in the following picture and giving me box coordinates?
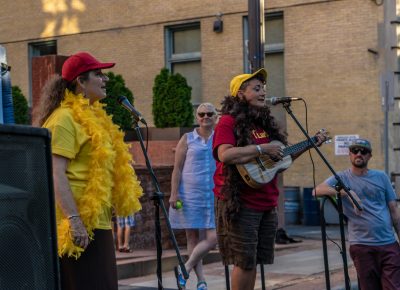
[176,200,183,209]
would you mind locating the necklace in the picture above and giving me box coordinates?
[56,90,143,258]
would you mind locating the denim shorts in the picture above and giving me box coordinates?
[116,215,135,227]
[215,198,278,270]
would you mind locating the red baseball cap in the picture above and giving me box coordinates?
[62,52,115,82]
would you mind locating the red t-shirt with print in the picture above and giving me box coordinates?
[212,114,279,211]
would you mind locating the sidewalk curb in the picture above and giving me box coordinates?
[117,243,302,280]
[331,281,359,290]
[117,250,221,280]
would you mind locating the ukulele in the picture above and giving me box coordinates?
[236,130,330,188]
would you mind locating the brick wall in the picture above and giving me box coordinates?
[283,0,384,188]
[129,141,178,167]
[1,0,388,187]
[130,166,187,249]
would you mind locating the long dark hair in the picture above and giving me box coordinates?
[220,80,287,220]
[34,72,89,126]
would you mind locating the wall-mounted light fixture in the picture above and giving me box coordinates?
[367,48,378,55]
[213,12,223,33]
[0,63,11,75]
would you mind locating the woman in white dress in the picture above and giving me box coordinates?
[169,103,218,290]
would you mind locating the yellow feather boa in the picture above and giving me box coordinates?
[57,90,143,259]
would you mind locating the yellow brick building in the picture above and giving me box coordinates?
[1,0,399,189]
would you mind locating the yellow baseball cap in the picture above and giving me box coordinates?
[229,68,267,97]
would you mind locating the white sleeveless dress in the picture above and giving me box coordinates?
[169,129,216,229]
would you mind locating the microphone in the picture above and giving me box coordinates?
[268,97,302,105]
[117,96,147,125]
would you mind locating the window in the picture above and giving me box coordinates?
[264,13,284,99]
[244,13,284,98]
[28,40,57,105]
[165,24,202,106]
[29,41,57,57]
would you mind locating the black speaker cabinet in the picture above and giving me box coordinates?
[0,124,60,290]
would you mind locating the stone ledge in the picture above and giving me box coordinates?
[116,243,303,280]
[117,250,221,280]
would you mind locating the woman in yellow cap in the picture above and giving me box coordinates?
[212,69,324,290]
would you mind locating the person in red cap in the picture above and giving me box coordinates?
[35,52,143,290]
[212,69,326,290]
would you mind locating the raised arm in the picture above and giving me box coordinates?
[217,143,283,165]
[313,181,337,197]
[291,130,327,161]
[313,180,362,215]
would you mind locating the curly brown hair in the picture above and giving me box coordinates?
[34,72,89,127]
[219,79,287,220]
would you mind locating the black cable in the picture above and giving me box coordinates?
[325,232,343,251]
[301,99,349,273]
[302,100,353,288]
[145,124,149,152]
[326,229,354,289]
[300,99,318,202]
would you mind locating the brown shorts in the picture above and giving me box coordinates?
[215,198,278,270]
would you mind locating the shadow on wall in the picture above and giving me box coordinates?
[41,0,86,37]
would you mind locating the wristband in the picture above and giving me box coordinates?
[255,145,263,156]
[67,214,80,220]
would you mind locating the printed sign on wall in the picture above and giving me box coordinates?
[335,135,359,155]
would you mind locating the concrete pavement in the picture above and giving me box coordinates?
[117,225,359,289]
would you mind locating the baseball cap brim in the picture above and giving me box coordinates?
[348,144,371,151]
[62,52,115,82]
[348,138,372,152]
[84,62,115,72]
[230,68,267,97]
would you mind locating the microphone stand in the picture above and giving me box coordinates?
[281,102,361,290]
[131,120,188,289]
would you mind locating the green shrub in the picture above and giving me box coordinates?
[12,86,29,124]
[101,72,134,131]
[152,68,194,128]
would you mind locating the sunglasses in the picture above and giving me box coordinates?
[198,112,215,118]
[349,147,370,155]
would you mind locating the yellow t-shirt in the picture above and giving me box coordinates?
[43,107,112,229]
